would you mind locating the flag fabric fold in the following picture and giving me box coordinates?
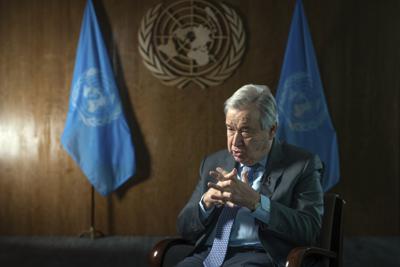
[61,0,136,196]
[275,0,340,190]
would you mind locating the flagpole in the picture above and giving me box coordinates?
[62,1,136,240]
[79,185,104,240]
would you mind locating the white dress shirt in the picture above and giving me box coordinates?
[199,156,271,247]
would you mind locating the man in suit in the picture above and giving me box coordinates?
[176,84,324,267]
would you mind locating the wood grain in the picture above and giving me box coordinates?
[0,0,398,236]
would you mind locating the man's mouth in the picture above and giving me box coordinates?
[232,149,244,157]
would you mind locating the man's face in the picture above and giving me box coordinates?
[225,107,276,166]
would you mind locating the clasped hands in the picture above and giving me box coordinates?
[202,167,260,211]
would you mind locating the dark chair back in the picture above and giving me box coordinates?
[319,193,345,267]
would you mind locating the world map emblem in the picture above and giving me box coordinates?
[138,0,246,89]
[279,72,328,131]
[71,68,122,127]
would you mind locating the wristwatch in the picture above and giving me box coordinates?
[251,194,261,212]
[251,194,271,214]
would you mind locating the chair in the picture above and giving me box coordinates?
[149,193,345,267]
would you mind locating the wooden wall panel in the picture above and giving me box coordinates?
[306,0,400,235]
[0,0,398,236]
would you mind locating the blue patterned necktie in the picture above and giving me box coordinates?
[203,166,256,267]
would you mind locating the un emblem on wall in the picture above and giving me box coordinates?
[138,0,246,89]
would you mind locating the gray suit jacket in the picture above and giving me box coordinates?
[176,139,324,265]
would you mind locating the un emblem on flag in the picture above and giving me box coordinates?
[71,68,122,127]
[279,72,328,131]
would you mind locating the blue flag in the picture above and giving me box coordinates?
[275,0,340,191]
[61,0,136,196]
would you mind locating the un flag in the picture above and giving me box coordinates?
[61,0,136,196]
[276,0,340,191]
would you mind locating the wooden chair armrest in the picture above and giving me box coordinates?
[286,246,337,267]
[148,238,193,267]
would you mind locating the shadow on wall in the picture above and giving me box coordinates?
[93,0,152,192]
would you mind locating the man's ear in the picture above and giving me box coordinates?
[269,124,277,139]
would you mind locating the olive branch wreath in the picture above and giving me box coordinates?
[138,2,246,89]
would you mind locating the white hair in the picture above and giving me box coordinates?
[224,84,278,130]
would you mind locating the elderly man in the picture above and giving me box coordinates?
[176,84,324,267]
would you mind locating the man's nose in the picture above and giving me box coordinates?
[233,131,243,146]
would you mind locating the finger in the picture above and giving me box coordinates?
[210,194,228,205]
[209,170,224,182]
[210,170,232,182]
[225,201,236,208]
[215,167,237,181]
[217,179,235,190]
[216,167,228,176]
[211,191,232,202]
[207,180,235,195]
[210,194,223,201]
[208,196,225,206]
[225,168,237,179]
[242,171,249,184]
[208,182,225,192]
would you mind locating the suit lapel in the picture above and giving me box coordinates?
[217,146,286,198]
[261,139,285,198]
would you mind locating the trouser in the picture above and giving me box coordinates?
[175,246,280,267]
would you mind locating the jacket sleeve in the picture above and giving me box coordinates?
[260,154,324,246]
[176,157,218,242]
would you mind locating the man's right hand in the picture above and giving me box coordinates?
[202,167,237,209]
[202,187,224,209]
